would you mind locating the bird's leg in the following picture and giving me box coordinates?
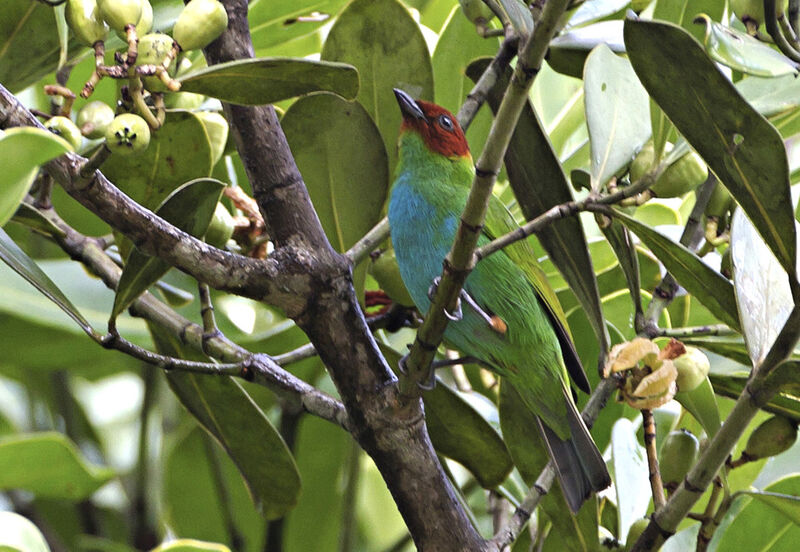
[427,277,507,334]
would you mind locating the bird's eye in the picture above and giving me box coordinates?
[438,114,454,132]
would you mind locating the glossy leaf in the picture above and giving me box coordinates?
[281,93,388,296]
[625,19,797,276]
[584,44,650,190]
[150,540,231,552]
[321,0,434,169]
[248,0,348,52]
[567,0,629,28]
[614,209,741,331]
[746,489,800,525]
[697,17,798,77]
[178,58,359,105]
[0,0,83,92]
[675,377,722,437]
[737,74,800,118]
[466,58,608,352]
[610,418,650,543]
[0,512,49,552]
[599,219,642,317]
[111,179,225,321]
[433,8,498,155]
[548,21,624,79]
[0,432,113,499]
[9,203,64,237]
[166,373,301,519]
[652,0,724,42]
[0,228,92,335]
[716,476,800,550]
[164,426,266,547]
[0,127,71,228]
[496,0,534,38]
[102,111,214,212]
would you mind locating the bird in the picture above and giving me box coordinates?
[387,88,610,513]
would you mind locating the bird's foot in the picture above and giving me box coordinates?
[428,276,463,321]
[397,353,437,390]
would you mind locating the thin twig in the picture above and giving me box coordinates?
[457,36,518,132]
[642,409,667,510]
[345,217,390,264]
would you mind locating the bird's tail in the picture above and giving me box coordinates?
[535,388,611,513]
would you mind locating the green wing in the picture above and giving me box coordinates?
[484,195,590,393]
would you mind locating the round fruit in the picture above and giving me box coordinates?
[458,0,494,24]
[205,202,235,248]
[164,91,205,110]
[744,415,798,460]
[135,0,153,35]
[76,100,115,139]
[369,248,415,307]
[651,151,708,198]
[44,116,83,150]
[65,0,108,46]
[97,0,143,34]
[659,430,699,487]
[673,347,710,392]
[195,111,229,165]
[731,0,765,26]
[705,183,734,219]
[105,113,151,155]
[629,141,661,183]
[136,33,177,92]
[173,0,229,51]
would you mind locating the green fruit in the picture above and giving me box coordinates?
[705,183,734,219]
[105,113,150,155]
[651,151,707,198]
[629,141,660,183]
[205,202,235,248]
[194,111,229,165]
[65,0,108,46]
[458,0,494,24]
[659,430,699,487]
[97,0,143,34]
[135,0,152,35]
[44,116,83,150]
[625,518,650,551]
[173,0,229,51]
[673,347,710,393]
[744,416,798,460]
[731,0,764,25]
[631,0,652,12]
[164,91,205,110]
[136,33,177,92]
[76,101,115,139]
[369,248,415,307]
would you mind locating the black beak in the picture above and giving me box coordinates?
[393,88,426,121]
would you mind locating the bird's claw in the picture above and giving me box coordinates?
[428,276,463,321]
[417,369,437,391]
[427,276,505,333]
[397,353,409,375]
[427,276,442,301]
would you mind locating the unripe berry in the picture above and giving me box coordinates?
[44,116,83,150]
[136,33,177,92]
[659,430,699,488]
[173,0,228,51]
[97,0,143,34]
[76,101,115,139]
[105,113,150,155]
[65,0,108,46]
[673,347,710,393]
[205,203,235,248]
[744,416,798,460]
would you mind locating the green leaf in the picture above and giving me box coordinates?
[0,127,71,228]
[599,219,642,317]
[321,0,434,170]
[583,44,650,190]
[548,21,624,79]
[737,74,800,118]
[0,0,83,92]
[433,8,498,155]
[0,512,50,552]
[613,209,741,331]
[496,0,534,38]
[281,93,388,296]
[746,489,800,526]
[178,58,359,105]
[111,178,224,321]
[610,418,650,543]
[8,203,65,237]
[717,475,800,551]
[652,0,724,42]
[150,540,231,552]
[675,377,722,437]
[697,17,798,77]
[731,209,797,368]
[625,18,797,276]
[248,0,348,52]
[0,228,92,335]
[568,0,629,28]
[164,427,266,547]
[466,58,608,352]
[102,111,214,212]
[0,432,113,500]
